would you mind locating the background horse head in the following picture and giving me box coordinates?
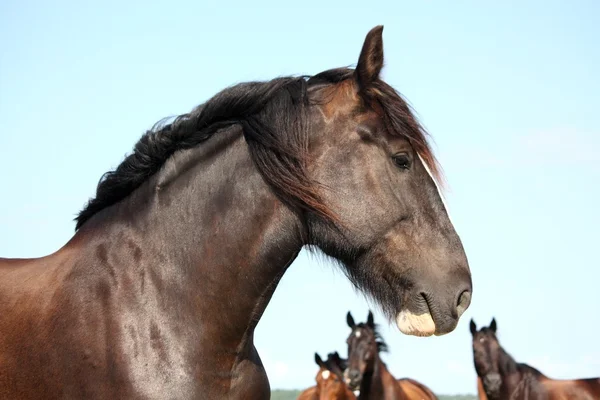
[314,352,356,399]
[470,318,600,400]
[344,311,438,399]
[344,310,399,399]
[470,318,503,398]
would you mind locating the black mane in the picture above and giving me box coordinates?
[75,68,352,230]
[75,66,439,231]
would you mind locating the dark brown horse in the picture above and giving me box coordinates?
[0,26,472,399]
[470,318,600,400]
[344,311,438,399]
[298,353,356,400]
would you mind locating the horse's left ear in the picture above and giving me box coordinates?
[367,310,375,328]
[469,319,477,335]
[490,318,497,333]
[355,25,384,91]
[347,312,356,328]
[315,353,326,368]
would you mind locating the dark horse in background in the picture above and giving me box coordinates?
[0,26,472,399]
[298,352,356,400]
[345,311,438,399]
[470,319,600,400]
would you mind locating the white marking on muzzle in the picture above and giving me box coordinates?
[395,309,435,337]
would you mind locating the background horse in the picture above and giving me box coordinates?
[470,318,600,400]
[0,26,472,399]
[298,353,356,400]
[344,311,438,399]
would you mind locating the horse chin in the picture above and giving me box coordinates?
[483,373,502,396]
[345,378,361,392]
[395,309,436,337]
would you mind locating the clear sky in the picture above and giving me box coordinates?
[1,0,599,395]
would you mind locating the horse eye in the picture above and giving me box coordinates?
[392,153,410,170]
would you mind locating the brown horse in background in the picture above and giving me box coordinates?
[344,311,438,399]
[470,318,600,400]
[298,352,356,400]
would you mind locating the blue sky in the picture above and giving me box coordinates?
[1,0,599,395]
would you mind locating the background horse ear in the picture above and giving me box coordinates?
[347,311,356,328]
[490,318,497,333]
[315,353,326,368]
[367,310,375,328]
[355,25,384,91]
[330,352,347,371]
[470,318,477,335]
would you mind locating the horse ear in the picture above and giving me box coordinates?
[355,25,384,90]
[315,353,325,368]
[470,319,477,335]
[367,310,375,328]
[347,311,356,328]
[490,318,497,333]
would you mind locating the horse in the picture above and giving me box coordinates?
[298,352,356,400]
[344,311,438,399]
[0,25,472,398]
[470,318,600,400]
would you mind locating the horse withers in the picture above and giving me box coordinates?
[0,26,471,399]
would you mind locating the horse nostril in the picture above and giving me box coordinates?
[456,289,471,318]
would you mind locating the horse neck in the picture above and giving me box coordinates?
[497,346,520,378]
[496,346,537,398]
[74,126,304,365]
[359,354,396,400]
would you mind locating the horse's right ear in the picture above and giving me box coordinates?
[490,318,497,333]
[355,25,384,91]
[366,310,375,328]
[347,311,356,328]
[469,319,477,335]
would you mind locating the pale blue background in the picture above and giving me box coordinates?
[1,0,598,395]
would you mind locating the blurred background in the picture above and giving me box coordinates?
[1,0,598,396]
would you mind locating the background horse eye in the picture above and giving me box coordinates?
[392,153,411,169]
